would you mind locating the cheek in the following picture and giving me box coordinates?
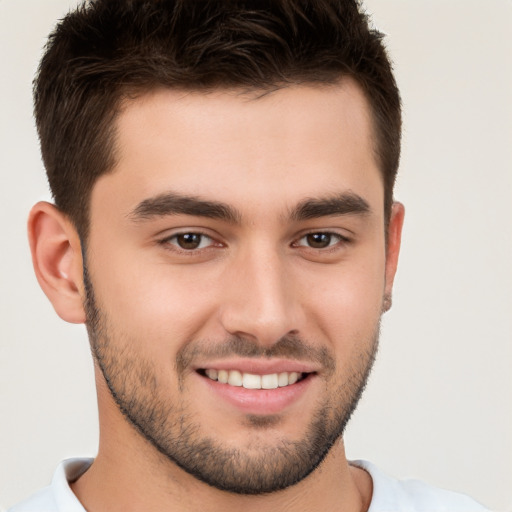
[300,257,386,342]
[88,248,221,357]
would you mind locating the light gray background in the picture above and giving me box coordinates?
[1,1,511,510]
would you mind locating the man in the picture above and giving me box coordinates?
[9,0,489,510]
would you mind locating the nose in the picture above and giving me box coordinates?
[219,244,303,346]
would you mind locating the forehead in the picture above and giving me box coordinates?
[93,81,383,221]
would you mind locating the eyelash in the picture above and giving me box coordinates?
[158,231,219,253]
[293,232,351,251]
[158,230,351,254]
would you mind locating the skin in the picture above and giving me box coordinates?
[29,79,404,512]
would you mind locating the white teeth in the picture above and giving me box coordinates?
[242,373,261,389]
[227,370,243,387]
[204,369,304,389]
[261,373,278,389]
[205,369,218,380]
[288,372,299,385]
[278,372,289,387]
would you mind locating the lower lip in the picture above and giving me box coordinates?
[199,373,315,415]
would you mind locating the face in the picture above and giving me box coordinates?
[84,82,401,494]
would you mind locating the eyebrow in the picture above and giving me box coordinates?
[128,190,371,224]
[129,192,242,223]
[290,192,371,221]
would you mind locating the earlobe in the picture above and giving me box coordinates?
[383,201,405,310]
[28,201,86,324]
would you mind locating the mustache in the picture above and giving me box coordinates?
[176,334,336,375]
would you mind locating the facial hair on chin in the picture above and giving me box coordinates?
[82,262,379,495]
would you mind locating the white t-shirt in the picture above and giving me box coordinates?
[8,458,490,512]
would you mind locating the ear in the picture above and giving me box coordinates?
[383,201,405,311]
[28,201,86,323]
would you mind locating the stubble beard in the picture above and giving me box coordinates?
[83,264,379,495]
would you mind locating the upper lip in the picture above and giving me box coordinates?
[192,358,320,375]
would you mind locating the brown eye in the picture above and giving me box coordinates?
[306,233,333,248]
[295,232,346,250]
[177,233,202,249]
[166,233,213,250]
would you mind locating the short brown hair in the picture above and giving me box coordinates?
[34,0,401,238]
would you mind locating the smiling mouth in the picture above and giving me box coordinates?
[198,369,310,390]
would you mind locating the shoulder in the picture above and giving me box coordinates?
[351,460,491,512]
[7,486,57,512]
[7,459,92,512]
